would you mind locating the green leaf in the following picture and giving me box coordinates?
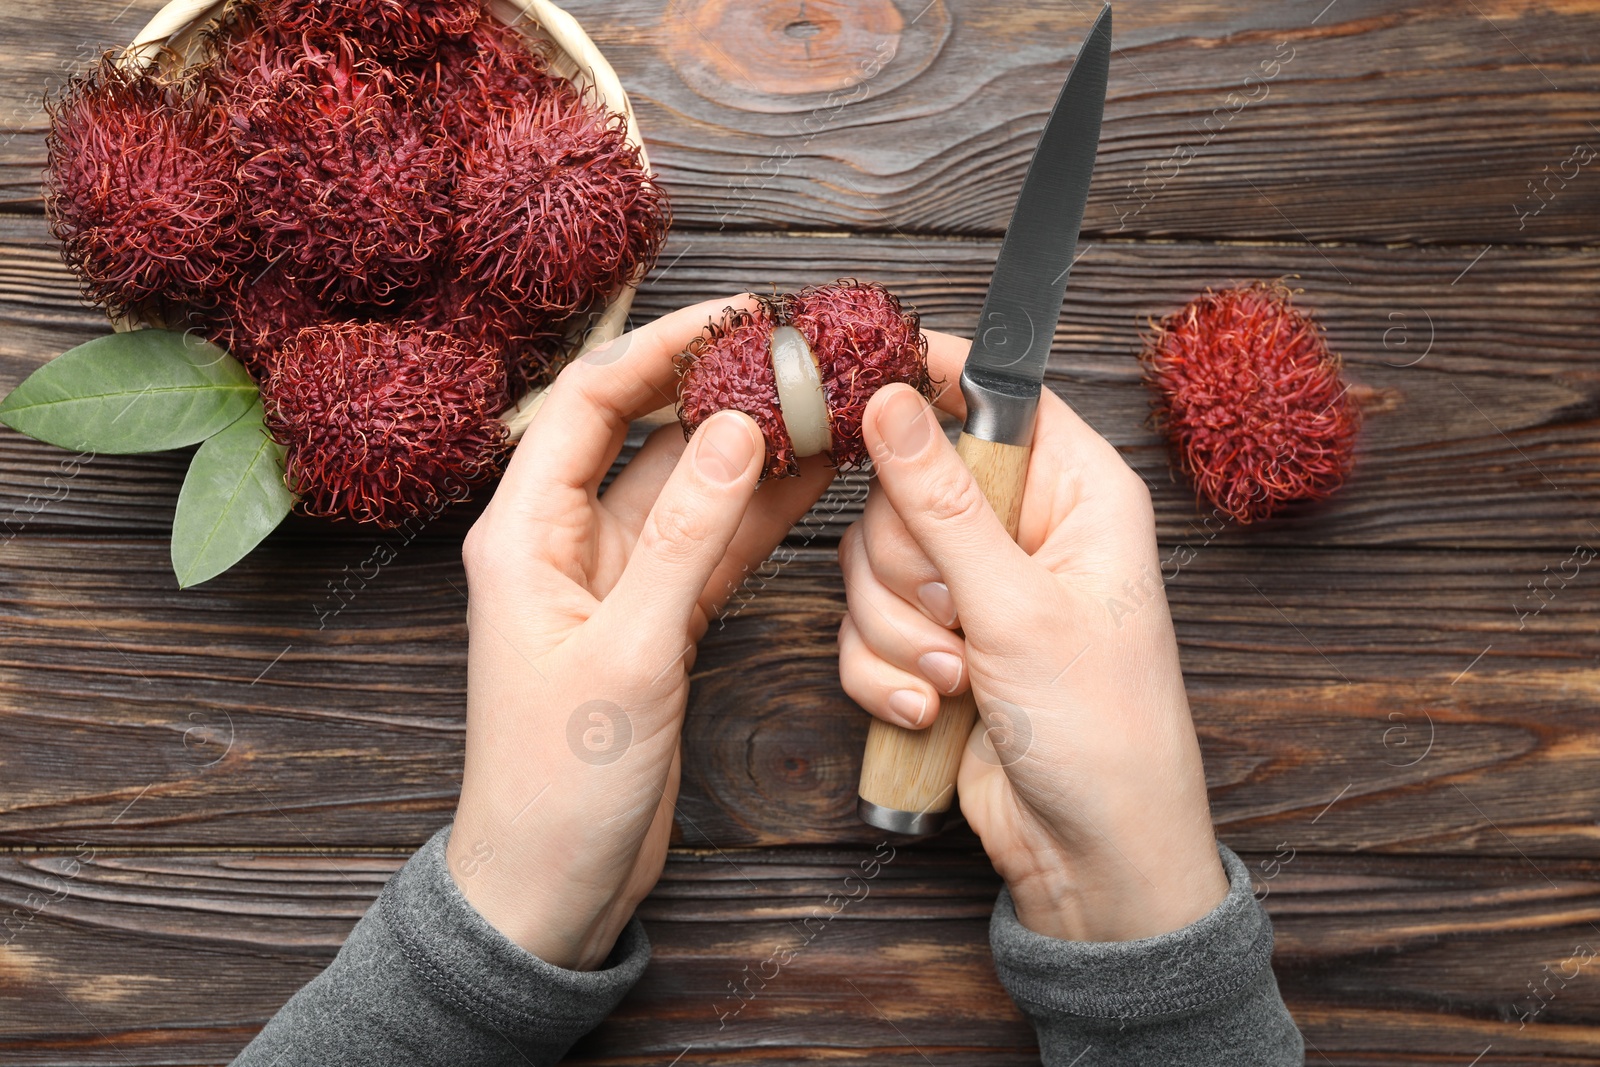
[0,329,257,454]
[171,400,295,589]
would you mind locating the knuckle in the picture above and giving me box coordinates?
[921,467,990,529]
[838,523,862,569]
[642,500,716,561]
[837,653,880,711]
[1117,467,1157,528]
[870,526,932,588]
[461,519,499,579]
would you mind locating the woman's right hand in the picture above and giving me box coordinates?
[838,331,1230,943]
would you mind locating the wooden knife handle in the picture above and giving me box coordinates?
[856,432,1030,834]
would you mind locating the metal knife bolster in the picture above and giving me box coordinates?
[960,364,1042,447]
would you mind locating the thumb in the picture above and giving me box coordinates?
[863,384,1034,613]
[599,410,764,640]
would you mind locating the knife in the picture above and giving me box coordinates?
[856,5,1112,836]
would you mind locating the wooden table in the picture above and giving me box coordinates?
[2,1,1598,1062]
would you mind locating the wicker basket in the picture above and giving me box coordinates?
[122,0,649,441]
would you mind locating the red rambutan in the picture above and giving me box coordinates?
[262,320,507,525]
[451,97,669,318]
[45,55,249,313]
[412,275,567,396]
[678,299,794,477]
[417,15,573,134]
[676,281,934,479]
[784,281,931,470]
[218,30,453,305]
[265,0,482,58]
[1139,281,1359,525]
[193,259,329,378]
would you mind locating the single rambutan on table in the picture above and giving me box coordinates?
[1140,281,1360,524]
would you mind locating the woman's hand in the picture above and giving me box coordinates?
[448,297,834,970]
[837,332,1230,943]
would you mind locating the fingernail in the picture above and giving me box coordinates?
[917,581,958,627]
[888,688,929,728]
[696,412,757,485]
[877,388,932,460]
[918,650,964,695]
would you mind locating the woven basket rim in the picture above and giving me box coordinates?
[122,0,649,440]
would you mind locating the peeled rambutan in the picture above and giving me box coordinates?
[264,0,481,58]
[193,259,329,379]
[783,281,932,470]
[217,30,453,305]
[261,320,507,526]
[45,55,249,313]
[1139,281,1359,525]
[451,97,669,318]
[412,275,566,397]
[676,281,934,479]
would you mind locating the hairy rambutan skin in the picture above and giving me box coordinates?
[45,56,249,313]
[193,259,329,379]
[452,98,669,318]
[676,299,796,478]
[1140,282,1359,525]
[217,30,454,305]
[784,281,931,470]
[418,16,573,134]
[412,276,565,397]
[677,282,935,478]
[262,321,508,526]
[265,0,481,58]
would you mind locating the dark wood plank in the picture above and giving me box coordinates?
[2,1,1597,244]
[3,222,1597,548]
[5,847,1600,1064]
[2,539,1595,854]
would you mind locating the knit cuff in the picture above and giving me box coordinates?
[990,843,1274,1021]
[378,825,650,1049]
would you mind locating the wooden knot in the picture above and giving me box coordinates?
[666,0,949,112]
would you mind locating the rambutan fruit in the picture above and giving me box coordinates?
[412,275,567,396]
[45,55,249,313]
[417,16,573,134]
[784,281,932,470]
[265,0,482,58]
[193,259,329,379]
[676,281,934,479]
[1139,281,1359,525]
[261,320,508,525]
[678,299,794,477]
[451,97,669,318]
[218,30,453,305]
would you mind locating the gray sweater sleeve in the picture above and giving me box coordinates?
[989,844,1303,1066]
[231,825,649,1067]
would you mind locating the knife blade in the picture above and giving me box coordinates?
[857,5,1112,836]
[961,2,1111,447]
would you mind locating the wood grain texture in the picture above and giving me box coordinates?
[1,1,1597,243]
[2,0,1597,1059]
[5,847,1600,1064]
[3,222,1597,549]
[2,539,1596,854]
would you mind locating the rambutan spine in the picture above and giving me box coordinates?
[265,0,482,58]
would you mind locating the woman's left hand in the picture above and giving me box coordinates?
[448,297,834,970]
